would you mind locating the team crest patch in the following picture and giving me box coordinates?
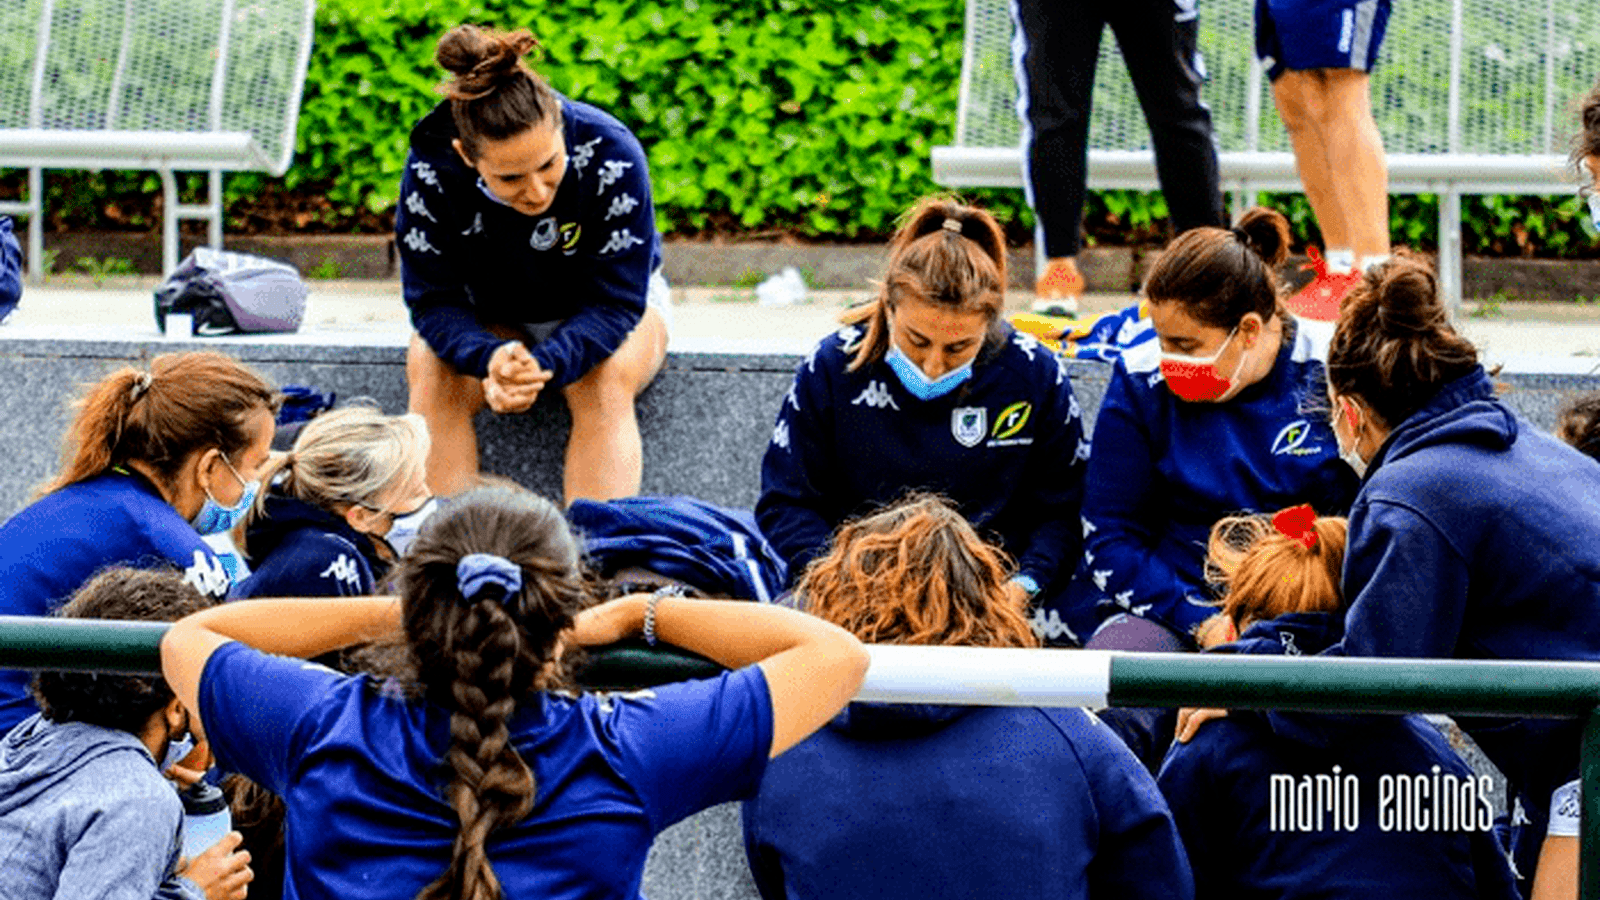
[952,406,987,448]
[530,217,559,251]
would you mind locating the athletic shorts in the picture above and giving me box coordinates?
[516,268,673,343]
[1255,0,1392,81]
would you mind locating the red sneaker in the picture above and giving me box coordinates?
[1285,246,1363,322]
[1031,258,1084,318]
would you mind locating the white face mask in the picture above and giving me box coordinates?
[1333,397,1370,479]
[1588,193,1600,233]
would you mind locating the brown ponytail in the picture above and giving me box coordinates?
[436,24,562,161]
[396,487,589,900]
[44,351,278,496]
[1206,511,1348,630]
[1143,206,1290,329]
[843,197,1008,371]
[1326,253,1479,428]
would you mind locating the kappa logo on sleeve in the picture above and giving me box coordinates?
[320,554,363,591]
[183,550,230,599]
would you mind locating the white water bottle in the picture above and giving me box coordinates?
[180,783,232,860]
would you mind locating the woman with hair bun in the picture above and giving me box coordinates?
[0,351,279,734]
[1323,253,1600,885]
[398,24,670,504]
[1160,508,1517,900]
[160,486,867,900]
[235,405,434,599]
[1054,207,1358,651]
[744,495,1193,900]
[757,197,1088,616]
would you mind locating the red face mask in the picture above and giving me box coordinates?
[1159,326,1246,402]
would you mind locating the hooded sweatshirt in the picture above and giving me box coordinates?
[395,97,659,386]
[743,698,1193,900]
[1048,316,1358,645]
[1329,366,1600,883]
[233,493,389,599]
[0,471,230,734]
[1157,613,1519,900]
[0,714,203,900]
[756,324,1088,596]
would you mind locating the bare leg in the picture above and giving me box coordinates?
[1273,69,1389,259]
[406,333,487,497]
[560,305,669,504]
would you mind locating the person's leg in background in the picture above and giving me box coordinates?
[1012,0,1109,317]
[1260,0,1392,318]
[1108,0,1226,238]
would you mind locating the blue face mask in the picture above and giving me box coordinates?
[885,342,974,401]
[1589,193,1600,232]
[380,497,438,558]
[190,453,260,536]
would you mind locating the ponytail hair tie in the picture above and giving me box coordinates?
[1271,504,1318,550]
[1230,226,1252,246]
[942,217,963,234]
[456,553,522,602]
[129,371,153,402]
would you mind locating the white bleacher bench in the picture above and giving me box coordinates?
[0,0,316,278]
[936,0,1598,309]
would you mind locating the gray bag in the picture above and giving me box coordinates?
[154,247,307,335]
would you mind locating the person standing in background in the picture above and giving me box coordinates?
[1010,0,1226,317]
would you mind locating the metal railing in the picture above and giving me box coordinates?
[5,617,1600,897]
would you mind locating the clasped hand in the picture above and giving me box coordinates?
[485,341,553,413]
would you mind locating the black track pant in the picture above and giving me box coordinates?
[1012,0,1226,258]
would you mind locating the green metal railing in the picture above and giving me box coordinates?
[5,616,1600,897]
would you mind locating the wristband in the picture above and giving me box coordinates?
[643,584,687,647]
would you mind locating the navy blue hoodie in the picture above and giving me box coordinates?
[1045,317,1358,645]
[395,97,659,386]
[1158,613,1519,900]
[1330,366,1600,884]
[744,700,1193,900]
[233,494,388,599]
[756,324,1087,593]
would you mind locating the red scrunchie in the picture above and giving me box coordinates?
[1271,504,1318,550]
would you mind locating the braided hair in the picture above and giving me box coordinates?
[395,487,589,900]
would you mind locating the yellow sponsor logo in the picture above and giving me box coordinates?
[992,401,1032,440]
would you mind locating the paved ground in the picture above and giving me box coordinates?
[8,276,1600,374]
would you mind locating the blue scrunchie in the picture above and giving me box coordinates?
[456,553,523,602]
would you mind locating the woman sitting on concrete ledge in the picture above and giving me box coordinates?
[756,197,1087,627]
[398,24,670,505]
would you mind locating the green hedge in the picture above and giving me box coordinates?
[3,0,1595,256]
[267,0,996,238]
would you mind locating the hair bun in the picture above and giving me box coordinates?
[436,25,539,101]
[1231,207,1290,268]
[1368,256,1446,337]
